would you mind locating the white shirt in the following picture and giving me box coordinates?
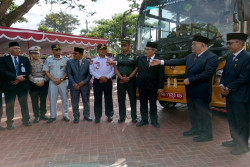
[11,55,19,65]
[89,55,115,79]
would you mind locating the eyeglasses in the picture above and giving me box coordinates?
[144,48,153,51]
[226,41,239,45]
[73,52,79,55]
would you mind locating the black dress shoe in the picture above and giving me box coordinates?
[95,118,100,123]
[151,122,160,128]
[73,119,79,123]
[0,126,5,131]
[132,119,138,123]
[183,129,200,136]
[7,124,14,130]
[222,140,236,147]
[107,116,113,122]
[40,115,49,120]
[231,146,250,155]
[23,121,32,127]
[47,118,56,123]
[33,117,40,123]
[118,118,125,123]
[193,134,213,142]
[63,116,70,122]
[84,116,92,122]
[136,120,149,127]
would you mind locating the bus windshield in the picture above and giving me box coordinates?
[136,0,235,57]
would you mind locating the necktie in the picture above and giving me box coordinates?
[14,57,19,76]
[194,55,198,61]
[76,60,80,70]
[231,54,235,62]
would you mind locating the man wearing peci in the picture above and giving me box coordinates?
[2,41,32,129]
[43,44,70,123]
[150,35,218,140]
[115,39,138,123]
[108,42,164,128]
[67,47,92,123]
[220,33,250,155]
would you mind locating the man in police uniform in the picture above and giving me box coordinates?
[89,44,115,123]
[150,35,218,136]
[2,41,32,129]
[115,39,138,123]
[29,46,49,123]
[220,33,250,155]
[67,47,92,123]
[43,44,70,123]
[0,56,5,130]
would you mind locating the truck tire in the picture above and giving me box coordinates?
[159,101,176,108]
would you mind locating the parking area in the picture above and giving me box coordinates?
[0,83,250,167]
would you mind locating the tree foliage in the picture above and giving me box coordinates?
[0,0,97,27]
[81,13,138,54]
[38,11,80,34]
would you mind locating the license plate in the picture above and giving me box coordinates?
[160,92,184,100]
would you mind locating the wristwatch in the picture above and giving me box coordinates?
[60,78,64,81]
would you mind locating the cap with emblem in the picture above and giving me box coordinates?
[227,33,248,41]
[29,46,41,54]
[97,44,107,50]
[121,39,131,45]
[146,42,158,49]
[74,47,84,54]
[9,41,20,48]
[51,44,61,50]
[192,35,210,45]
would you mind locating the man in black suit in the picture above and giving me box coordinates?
[0,56,5,130]
[108,42,164,128]
[2,42,32,130]
[150,35,218,141]
[220,33,250,155]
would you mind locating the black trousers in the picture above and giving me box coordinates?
[4,88,30,124]
[0,88,2,121]
[138,85,158,123]
[186,96,212,136]
[226,100,249,149]
[29,81,49,118]
[93,79,113,119]
[117,77,137,120]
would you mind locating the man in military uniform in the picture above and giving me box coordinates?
[2,41,32,129]
[220,33,250,155]
[29,46,49,123]
[43,44,70,123]
[115,39,138,123]
[89,44,115,123]
[67,47,92,123]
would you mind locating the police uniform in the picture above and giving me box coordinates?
[43,44,69,122]
[89,44,115,122]
[29,46,49,123]
[115,39,137,122]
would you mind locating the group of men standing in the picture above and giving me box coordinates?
[0,32,249,155]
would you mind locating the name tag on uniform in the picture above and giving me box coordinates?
[21,64,26,72]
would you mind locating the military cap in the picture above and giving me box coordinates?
[146,42,158,49]
[97,44,107,50]
[51,44,61,50]
[227,33,248,41]
[28,46,41,54]
[193,35,210,45]
[74,47,84,54]
[9,41,19,48]
[121,39,131,45]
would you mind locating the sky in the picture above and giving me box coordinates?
[12,0,142,35]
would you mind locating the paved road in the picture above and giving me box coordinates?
[0,82,250,167]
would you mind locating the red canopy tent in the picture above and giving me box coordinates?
[0,26,107,55]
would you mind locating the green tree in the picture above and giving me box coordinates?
[82,13,138,54]
[38,11,80,34]
[0,0,97,27]
[38,25,53,32]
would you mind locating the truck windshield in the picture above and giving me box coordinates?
[136,0,235,57]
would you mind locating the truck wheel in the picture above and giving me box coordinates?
[159,101,176,108]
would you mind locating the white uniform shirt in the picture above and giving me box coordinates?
[89,56,115,79]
